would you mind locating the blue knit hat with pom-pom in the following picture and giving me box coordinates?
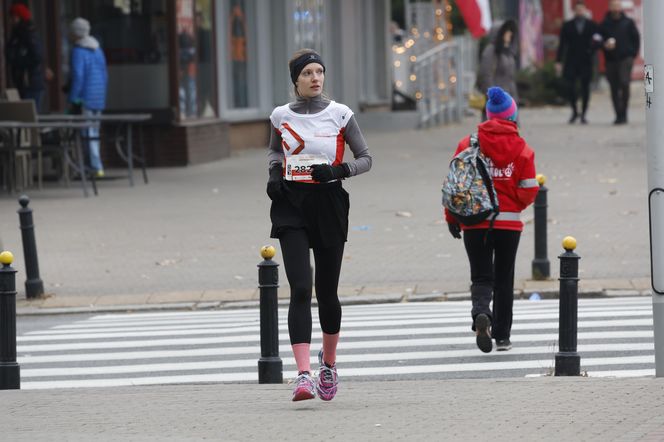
[486,86,518,121]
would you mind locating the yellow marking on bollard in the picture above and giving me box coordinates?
[536,174,546,186]
[562,236,577,251]
[0,251,14,265]
[260,245,276,260]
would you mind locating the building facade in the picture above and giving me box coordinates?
[2,0,391,166]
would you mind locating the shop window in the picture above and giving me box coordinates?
[293,0,324,53]
[219,0,258,111]
[61,0,171,110]
[176,0,217,120]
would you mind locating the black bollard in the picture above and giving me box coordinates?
[257,246,283,384]
[17,195,44,299]
[532,174,550,280]
[555,236,581,376]
[0,251,20,389]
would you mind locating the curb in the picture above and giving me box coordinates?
[15,288,653,316]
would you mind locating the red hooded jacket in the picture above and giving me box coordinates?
[444,119,538,232]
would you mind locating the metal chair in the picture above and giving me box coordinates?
[0,100,69,190]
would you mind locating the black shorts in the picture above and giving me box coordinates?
[270,180,350,249]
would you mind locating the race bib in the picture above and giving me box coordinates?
[285,154,330,181]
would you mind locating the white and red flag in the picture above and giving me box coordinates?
[456,0,493,38]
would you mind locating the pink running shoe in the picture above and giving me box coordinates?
[291,372,316,401]
[316,350,338,401]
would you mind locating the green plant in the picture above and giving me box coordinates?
[516,61,567,107]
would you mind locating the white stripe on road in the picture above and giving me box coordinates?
[528,369,657,378]
[20,355,654,390]
[39,306,654,334]
[19,345,656,378]
[586,369,655,377]
[18,341,655,365]
[78,297,650,323]
[17,317,654,342]
[48,303,652,329]
[17,330,654,353]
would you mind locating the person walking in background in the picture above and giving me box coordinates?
[68,17,108,178]
[477,20,519,122]
[600,0,640,125]
[267,48,372,401]
[5,3,45,111]
[445,87,538,353]
[556,1,601,124]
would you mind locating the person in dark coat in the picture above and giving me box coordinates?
[477,20,519,122]
[599,0,640,125]
[556,1,601,124]
[5,3,45,111]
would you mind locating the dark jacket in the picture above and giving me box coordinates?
[599,12,640,62]
[557,17,600,77]
[5,20,44,93]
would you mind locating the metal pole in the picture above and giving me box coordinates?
[0,251,20,389]
[644,0,664,377]
[555,236,580,376]
[257,245,283,384]
[532,174,550,280]
[17,195,44,299]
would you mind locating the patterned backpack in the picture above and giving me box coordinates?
[442,133,499,226]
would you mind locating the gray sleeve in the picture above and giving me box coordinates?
[342,115,372,177]
[268,125,283,169]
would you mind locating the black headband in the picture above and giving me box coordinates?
[290,53,326,85]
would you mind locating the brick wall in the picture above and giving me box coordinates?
[229,120,270,152]
[102,120,230,167]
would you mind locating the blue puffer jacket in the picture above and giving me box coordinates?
[69,38,108,110]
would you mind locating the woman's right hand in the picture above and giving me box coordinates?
[266,164,284,200]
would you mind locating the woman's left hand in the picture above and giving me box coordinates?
[311,164,348,182]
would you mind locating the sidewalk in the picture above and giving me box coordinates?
[3,377,664,440]
[1,83,650,314]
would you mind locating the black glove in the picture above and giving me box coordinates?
[266,164,284,200]
[310,163,349,183]
[448,223,462,239]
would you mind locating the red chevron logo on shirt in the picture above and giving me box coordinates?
[281,123,305,154]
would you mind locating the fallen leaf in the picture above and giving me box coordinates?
[156,259,178,267]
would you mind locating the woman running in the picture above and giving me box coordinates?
[266,48,372,401]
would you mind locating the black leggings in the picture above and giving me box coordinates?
[463,229,521,340]
[279,228,344,344]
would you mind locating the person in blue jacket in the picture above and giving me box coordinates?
[68,17,108,177]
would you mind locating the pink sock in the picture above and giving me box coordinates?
[291,343,311,373]
[322,333,339,366]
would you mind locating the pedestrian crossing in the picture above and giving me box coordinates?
[17,297,655,389]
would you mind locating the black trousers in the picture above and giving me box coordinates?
[279,228,344,345]
[564,70,592,117]
[605,57,634,121]
[463,229,521,340]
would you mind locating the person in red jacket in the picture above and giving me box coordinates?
[446,86,538,353]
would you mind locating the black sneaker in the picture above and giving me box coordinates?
[474,314,492,353]
[496,338,512,351]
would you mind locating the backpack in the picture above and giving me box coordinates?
[442,133,499,226]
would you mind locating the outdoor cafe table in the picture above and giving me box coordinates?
[38,113,151,186]
[0,120,97,197]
